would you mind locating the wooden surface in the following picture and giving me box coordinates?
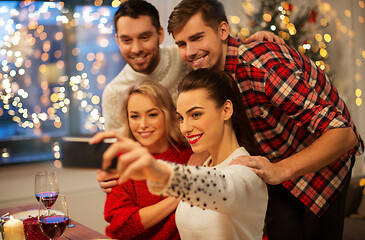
[0,203,110,240]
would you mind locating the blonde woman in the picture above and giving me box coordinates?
[92,80,192,239]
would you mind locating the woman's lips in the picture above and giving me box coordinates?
[139,131,153,138]
[187,133,203,144]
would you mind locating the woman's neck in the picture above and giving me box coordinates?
[147,139,170,154]
[208,125,239,166]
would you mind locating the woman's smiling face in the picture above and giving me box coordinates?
[128,93,169,153]
[176,88,225,153]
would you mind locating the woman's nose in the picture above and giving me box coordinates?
[139,117,148,128]
[180,119,192,135]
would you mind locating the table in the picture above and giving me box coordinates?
[0,203,110,239]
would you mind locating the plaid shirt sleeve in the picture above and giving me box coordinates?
[265,58,351,135]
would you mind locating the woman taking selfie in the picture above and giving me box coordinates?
[98,69,268,240]
[91,80,192,239]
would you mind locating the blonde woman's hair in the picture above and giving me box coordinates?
[121,80,186,149]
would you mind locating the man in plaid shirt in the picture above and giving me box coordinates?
[168,0,364,239]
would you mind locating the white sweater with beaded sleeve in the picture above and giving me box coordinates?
[148,147,268,240]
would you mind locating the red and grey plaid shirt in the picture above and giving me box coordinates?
[225,36,364,216]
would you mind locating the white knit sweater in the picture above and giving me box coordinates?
[102,45,191,131]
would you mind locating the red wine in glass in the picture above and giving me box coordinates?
[38,194,69,240]
[39,215,69,239]
[34,171,59,209]
[35,192,59,209]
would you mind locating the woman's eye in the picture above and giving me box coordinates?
[149,113,158,117]
[130,115,138,119]
[192,112,201,118]
[177,116,183,122]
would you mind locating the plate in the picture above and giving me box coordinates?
[12,210,38,220]
[12,209,65,221]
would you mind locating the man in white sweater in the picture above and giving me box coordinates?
[102,0,284,132]
[102,0,191,131]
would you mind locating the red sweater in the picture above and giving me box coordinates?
[104,145,192,240]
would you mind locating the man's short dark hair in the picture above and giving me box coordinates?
[113,0,161,34]
[167,0,227,36]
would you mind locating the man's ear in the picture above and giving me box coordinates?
[115,33,121,47]
[218,21,229,41]
[158,26,164,45]
[223,99,233,120]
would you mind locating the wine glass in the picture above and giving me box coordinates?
[35,171,59,211]
[38,194,69,240]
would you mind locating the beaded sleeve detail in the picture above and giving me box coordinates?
[148,160,260,214]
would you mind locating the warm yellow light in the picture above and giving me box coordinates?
[54,120,62,128]
[87,53,95,61]
[298,46,305,54]
[356,98,362,106]
[112,0,121,8]
[47,107,56,116]
[50,93,59,103]
[323,34,331,42]
[242,2,254,15]
[28,22,38,30]
[315,33,322,42]
[54,152,61,160]
[54,32,63,41]
[72,48,80,56]
[96,52,105,61]
[355,88,362,97]
[99,38,109,48]
[76,62,84,71]
[94,0,103,6]
[323,3,331,12]
[240,28,250,37]
[41,53,49,62]
[359,1,365,8]
[40,32,47,41]
[358,16,364,23]
[97,75,106,84]
[37,25,44,34]
[344,9,352,18]
[320,18,328,27]
[56,60,64,69]
[282,16,290,24]
[39,64,47,73]
[231,16,240,24]
[54,50,62,59]
[91,96,100,105]
[263,13,272,22]
[43,40,51,52]
[320,48,328,58]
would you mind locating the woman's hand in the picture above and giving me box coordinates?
[96,169,119,193]
[245,31,285,44]
[91,131,172,185]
